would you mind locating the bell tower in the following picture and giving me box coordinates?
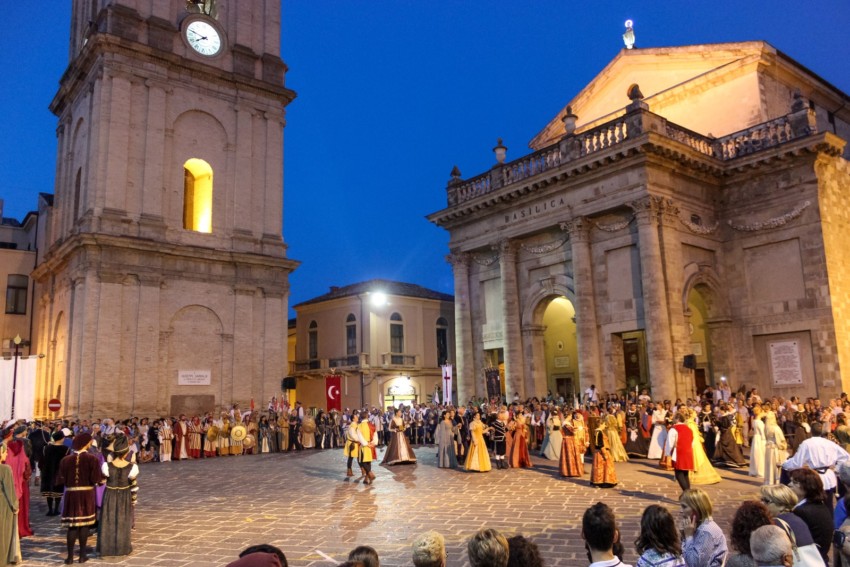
[33,0,298,417]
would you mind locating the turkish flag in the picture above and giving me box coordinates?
[326,374,342,412]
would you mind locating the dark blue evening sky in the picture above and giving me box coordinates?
[2,2,848,314]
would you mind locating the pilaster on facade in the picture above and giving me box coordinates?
[560,218,602,395]
[494,239,525,398]
[447,252,475,404]
[629,196,677,401]
[521,324,547,396]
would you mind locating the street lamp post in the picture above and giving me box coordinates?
[10,334,26,421]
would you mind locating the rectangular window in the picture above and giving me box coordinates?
[5,275,28,315]
[390,323,404,354]
[308,330,318,360]
[436,328,448,366]
[346,325,357,356]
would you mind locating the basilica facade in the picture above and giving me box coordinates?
[30,0,297,418]
[429,42,850,404]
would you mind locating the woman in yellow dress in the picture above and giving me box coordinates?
[464,411,492,472]
[685,408,721,485]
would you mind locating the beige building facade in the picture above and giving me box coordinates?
[30,0,298,418]
[290,280,455,411]
[429,42,850,404]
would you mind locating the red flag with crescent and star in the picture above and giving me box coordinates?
[326,374,342,412]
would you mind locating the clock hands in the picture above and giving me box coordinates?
[187,28,208,41]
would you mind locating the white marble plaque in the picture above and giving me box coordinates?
[178,369,211,386]
[768,340,803,386]
[554,356,570,368]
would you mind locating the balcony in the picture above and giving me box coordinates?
[381,353,418,368]
[290,353,370,375]
[442,101,819,209]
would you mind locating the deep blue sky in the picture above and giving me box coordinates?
[2,1,849,314]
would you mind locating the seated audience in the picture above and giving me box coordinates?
[411,530,446,567]
[467,528,509,567]
[582,502,632,567]
[506,534,544,567]
[347,545,379,567]
[748,525,793,567]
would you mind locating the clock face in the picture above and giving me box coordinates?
[185,20,222,57]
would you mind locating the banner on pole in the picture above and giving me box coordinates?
[441,364,453,405]
[326,374,342,412]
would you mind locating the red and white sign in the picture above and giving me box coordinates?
[326,374,342,412]
[48,399,61,412]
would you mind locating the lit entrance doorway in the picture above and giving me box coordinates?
[687,286,713,394]
[541,297,578,402]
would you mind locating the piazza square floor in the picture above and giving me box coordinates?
[20,446,764,566]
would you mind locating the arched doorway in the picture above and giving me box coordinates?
[687,285,713,394]
[541,297,578,402]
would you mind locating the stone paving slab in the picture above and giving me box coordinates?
[20,448,763,566]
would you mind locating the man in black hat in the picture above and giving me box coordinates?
[57,433,104,564]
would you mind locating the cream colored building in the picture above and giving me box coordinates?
[429,42,850,404]
[30,0,298,418]
[290,280,455,411]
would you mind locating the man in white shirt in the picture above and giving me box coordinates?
[585,385,599,405]
[782,421,850,507]
[582,502,632,567]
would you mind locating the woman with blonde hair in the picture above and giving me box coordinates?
[758,484,815,554]
[679,488,728,567]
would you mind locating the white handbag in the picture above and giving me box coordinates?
[774,518,826,567]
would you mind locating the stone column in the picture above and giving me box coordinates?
[448,252,475,404]
[496,239,525,399]
[561,217,603,394]
[630,196,677,401]
[658,200,690,399]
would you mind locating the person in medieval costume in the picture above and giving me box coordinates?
[560,411,586,478]
[4,427,32,539]
[41,430,69,516]
[158,419,173,462]
[542,409,563,461]
[98,435,138,558]
[590,418,617,487]
[172,415,189,460]
[508,409,533,469]
[605,409,629,463]
[685,408,721,486]
[763,411,788,485]
[647,401,668,460]
[435,410,458,469]
[0,443,22,567]
[464,411,492,472]
[356,411,377,484]
[56,433,104,565]
[624,403,649,458]
[665,411,695,494]
[187,416,202,459]
[382,408,417,465]
[698,402,717,459]
[713,403,747,467]
[343,412,361,478]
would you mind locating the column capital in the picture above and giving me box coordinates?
[629,195,671,225]
[492,238,518,258]
[446,251,471,267]
[560,217,592,242]
[659,198,681,227]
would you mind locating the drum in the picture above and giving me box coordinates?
[206,425,220,442]
[243,434,256,449]
[230,424,247,442]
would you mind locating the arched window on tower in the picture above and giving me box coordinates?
[183,158,213,233]
[436,317,449,366]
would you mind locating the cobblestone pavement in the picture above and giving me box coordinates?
[21,446,764,566]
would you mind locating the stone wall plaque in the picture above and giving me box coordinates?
[768,340,803,386]
[554,356,570,368]
[178,369,212,386]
